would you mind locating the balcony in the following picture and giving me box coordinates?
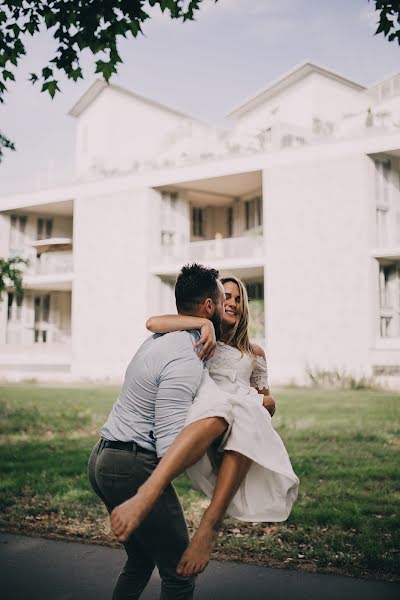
[372,248,400,263]
[27,250,73,277]
[20,237,73,289]
[0,342,72,377]
[151,233,264,276]
[23,243,73,290]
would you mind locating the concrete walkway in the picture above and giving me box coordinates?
[1,533,398,600]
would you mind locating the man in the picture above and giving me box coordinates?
[89,263,275,599]
[88,264,227,600]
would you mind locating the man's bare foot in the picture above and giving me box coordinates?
[111,488,157,542]
[176,524,217,577]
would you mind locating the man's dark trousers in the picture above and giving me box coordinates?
[88,439,195,600]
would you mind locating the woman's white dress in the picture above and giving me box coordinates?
[185,342,299,522]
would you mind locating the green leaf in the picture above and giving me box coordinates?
[67,67,83,82]
[43,10,58,29]
[95,59,116,82]
[42,66,53,80]
[0,0,219,113]
[2,70,15,82]
[41,80,61,98]
[25,20,39,35]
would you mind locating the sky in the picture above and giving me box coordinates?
[1,0,399,196]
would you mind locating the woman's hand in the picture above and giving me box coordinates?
[262,395,276,417]
[194,320,217,361]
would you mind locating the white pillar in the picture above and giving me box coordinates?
[71,186,157,379]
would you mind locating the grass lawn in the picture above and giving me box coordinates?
[0,384,399,581]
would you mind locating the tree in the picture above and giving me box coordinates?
[0,130,14,161]
[0,0,217,161]
[371,1,400,44]
[0,256,28,302]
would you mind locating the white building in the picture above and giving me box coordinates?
[1,61,400,386]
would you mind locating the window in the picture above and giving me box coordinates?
[376,209,388,247]
[379,263,400,338]
[380,316,392,337]
[161,231,174,247]
[256,196,262,227]
[160,191,179,249]
[7,293,13,321]
[281,134,305,147]
[246,282,264,300]
[244,196,262,231]
[192,207,205,237]
[257,127,272,149]
[9,214,27,253]
[37,218,53,240]
[7,292,23,321]
[375,159,391,207]
[227,206,233,238]
[375,159,391,247]
[245,201,253,231]
[34,294,51,343]
[246,281,265,339]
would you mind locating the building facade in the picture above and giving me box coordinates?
[1,61,400,386]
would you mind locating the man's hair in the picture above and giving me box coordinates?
[175,263,220,313]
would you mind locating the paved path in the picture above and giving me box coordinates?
[1,533,398,600]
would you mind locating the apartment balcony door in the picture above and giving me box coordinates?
[160,191,189,258]
[9,214,27,256]
[34,294,50,343]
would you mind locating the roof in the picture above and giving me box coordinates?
[368,69,400,90]
[226,61,367,119]
[68,79,209,125]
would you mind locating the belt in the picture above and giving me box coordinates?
[99,439,155,454]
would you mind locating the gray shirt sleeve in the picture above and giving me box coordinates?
[153,332,204,457]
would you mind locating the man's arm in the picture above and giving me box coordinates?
[154,333,204,457]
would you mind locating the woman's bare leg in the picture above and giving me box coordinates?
[176,450,252,577]
[111,416,228,541]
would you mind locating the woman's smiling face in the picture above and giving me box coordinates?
[222,280,241,327]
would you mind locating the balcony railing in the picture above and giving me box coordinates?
[26,251,73,277]
[0,341,72,374]
[158,234,264,265]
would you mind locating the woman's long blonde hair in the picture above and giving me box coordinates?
[220,275,256,356]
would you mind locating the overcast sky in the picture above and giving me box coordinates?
[1,0,399,196]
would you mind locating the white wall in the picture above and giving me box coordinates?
[75,87,210,177]
[234,73,368,134]
[264,155,374,385]
[71,186,156,379]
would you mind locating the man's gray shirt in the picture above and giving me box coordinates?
[101,331,204,457]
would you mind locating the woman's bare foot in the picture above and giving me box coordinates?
[111,488,158,542]
[176,524,217,577]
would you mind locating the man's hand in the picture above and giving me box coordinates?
[262,395,276,417]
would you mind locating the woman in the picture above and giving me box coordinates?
[111,276,299,576]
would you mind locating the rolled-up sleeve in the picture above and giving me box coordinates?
[154,336,204,457]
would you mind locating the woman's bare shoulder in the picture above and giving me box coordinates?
[251,343,266,359]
